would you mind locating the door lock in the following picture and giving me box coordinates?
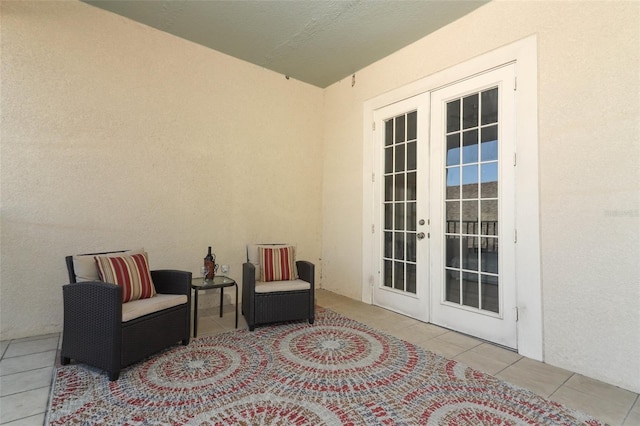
[419,219,426,225]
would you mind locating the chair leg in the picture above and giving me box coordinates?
[60,355,70,365]
[182,337,190,346]
[108,370,120,381]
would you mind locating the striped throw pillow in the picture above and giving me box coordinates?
[95,252,156,303]
[259,246,298,282]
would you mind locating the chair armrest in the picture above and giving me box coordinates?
[61,281,122,362]
[151,270,192,296]
[296,261,315,289]
[242,262,256,318]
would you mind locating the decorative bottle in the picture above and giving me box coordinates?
[204,246,216,279]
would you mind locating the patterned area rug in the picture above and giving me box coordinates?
[47,309,604,425]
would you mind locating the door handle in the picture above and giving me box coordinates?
[417,232,426,240]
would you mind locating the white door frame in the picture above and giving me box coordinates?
[362,35,542,360]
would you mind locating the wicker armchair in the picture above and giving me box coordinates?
[242,244,314,331]
[61,251,191,380]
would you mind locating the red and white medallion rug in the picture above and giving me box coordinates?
[47,309,604,425]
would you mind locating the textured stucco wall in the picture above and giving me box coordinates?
[321,1,639,392]
[0,2,323,339]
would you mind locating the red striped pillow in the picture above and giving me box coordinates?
[95,252,156,303]
[259,246,298,282]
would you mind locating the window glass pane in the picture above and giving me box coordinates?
[462,200,478,234]
[481,275,499,313]
[462,165,478,199]
[407,172,416,201]
[462,277,479,308]
[384,147,393,174]
[394,232,404,260]
[462,129,479,164]
[384,232,392,258]
[385,119,393,146]
[407,233,416,263]
[481,125,498,161]
[447,100,461,133]
[394,203,404,230]
[407,202,417,231]
[446,167,460,200]
[383,260,392,287]
[395,115,405,143]
[481,200,498,235]
[407,111,417,140]
[384,203,393,230]
[481,88,498,125]
[385,175,393,202]
[445,236,460,267]
[395,174,405,201]
[446,270,460,303]
[463,93,479,129]
[406,263,416,294]
[446,134,460,166]
[407,142,417,170]
[394,261,404,290]
[446,201,459,232]
[462,237,479,271]
[395,144,405,172]
[481,240,498,273]
[481,163,498,198]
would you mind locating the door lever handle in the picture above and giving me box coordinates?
[417,232,426,240]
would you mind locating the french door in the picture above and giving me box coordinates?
[372,96,430,322]
[429,64,517,349]
[373,64,517,348]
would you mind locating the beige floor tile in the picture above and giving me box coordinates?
[549,374,638,426]
[416,337,468,359]
[433,331,482,350]
[3,413,46,426]
[3,336,59,358]
[550,385,628,425]
[495,357,573,397]
[0,367,53,397]
[0,387,50,424]
[388,321,448,345]
[623,397,640,426]
[454,350,513,376]
[465,342,522,366]
[0,351,57,376]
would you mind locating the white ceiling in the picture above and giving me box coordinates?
[84,1,488,88]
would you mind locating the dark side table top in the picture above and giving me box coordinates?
[191,275,236,290]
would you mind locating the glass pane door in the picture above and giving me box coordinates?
[383,110,418,294]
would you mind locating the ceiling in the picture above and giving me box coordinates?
[84,1,488,88]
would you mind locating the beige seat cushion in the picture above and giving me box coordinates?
[122,293,187,322]
[255,279,310,293]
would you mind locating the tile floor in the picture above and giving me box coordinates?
[1,289,638,425]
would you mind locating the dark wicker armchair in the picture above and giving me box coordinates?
[242,244,314,331]
[61,250,191,380]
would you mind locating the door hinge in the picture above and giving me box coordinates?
[372,172,375,182]
[513,152,517,166]
[372,122,376,131]
[514,229,518,243]
[515,307,519,321]
[371,224,375,234]
[514,76,517,91]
